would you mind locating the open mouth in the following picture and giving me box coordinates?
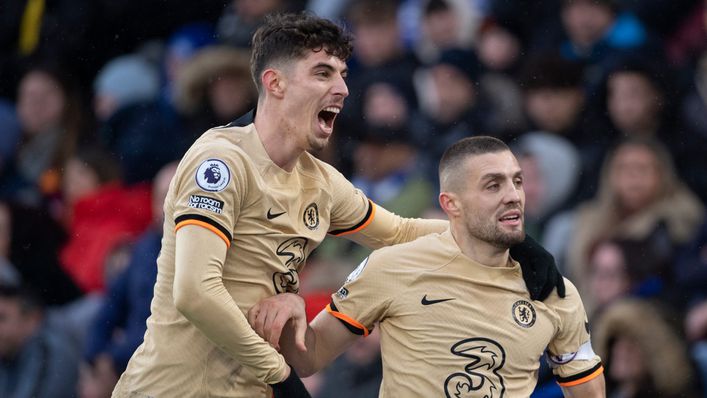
[318,106,340,133]
[498,212,522,225]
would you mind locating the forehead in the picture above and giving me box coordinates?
[464,151,520,180]
[295,49,347,71]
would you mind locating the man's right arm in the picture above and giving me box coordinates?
[173,225,289,384]
[249,293,361,377]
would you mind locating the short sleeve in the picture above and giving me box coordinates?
[172,142,246,247]
[328,252,395,336]
[546,279,603,387]
[326,167,374,237]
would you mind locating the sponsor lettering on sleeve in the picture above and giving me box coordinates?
[188,195,224,214]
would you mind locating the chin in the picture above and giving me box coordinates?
[308,137,330,152]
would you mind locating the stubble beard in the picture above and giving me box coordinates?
[466,213,525,249]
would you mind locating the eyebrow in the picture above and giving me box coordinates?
[480,170,523,182]
[313,62,348,75]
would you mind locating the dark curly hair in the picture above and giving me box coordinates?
[250,12,353,93]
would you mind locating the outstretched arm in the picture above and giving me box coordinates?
[336,203,448,249]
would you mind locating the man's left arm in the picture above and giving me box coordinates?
[561,375,606,397]
[549,279,605,396]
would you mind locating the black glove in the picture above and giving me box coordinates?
[271,367,311,398]
[509,234,566,301]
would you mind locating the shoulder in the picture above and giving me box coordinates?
[180,126,255,174]
[367,232,453,272]
[544,277,584,311]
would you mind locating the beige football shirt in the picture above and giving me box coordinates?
[113,124,374,397]
[330,229,603,397]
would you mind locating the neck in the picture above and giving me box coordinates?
[450,221,510,268]
[253,101,303,172]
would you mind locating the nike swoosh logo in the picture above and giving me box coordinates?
[421,295,455,305]
[266,209,286,220]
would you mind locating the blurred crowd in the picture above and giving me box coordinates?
[1,0,707,397]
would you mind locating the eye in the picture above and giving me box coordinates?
[315,70,329,78]
[514,178,523,187]
[487,183,500,191]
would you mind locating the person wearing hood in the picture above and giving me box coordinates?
[94,54,180,184]
[174,46,257,143]
[512,131,581,239]
[592,298,698,397]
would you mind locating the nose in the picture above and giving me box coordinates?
[333,74,349,98]
[503,183,522,204]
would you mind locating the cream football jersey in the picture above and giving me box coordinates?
[114,123,374,397]
[329,230,603,397]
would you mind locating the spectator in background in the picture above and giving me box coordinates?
[326,124,434,263]
[544,137,704,300]
[559,0,658,89]
[1,199,81,306]
[409,0,481,63]
[336,0,421,167]
[94,54,179,184]
[59,147,152,294]
[160,22,216,110]
[518,52,609,202]
[345,0,418,75]
[593,298,697,397]
[604,59,672,140]
[600,54,707,202]
[0,284,79,398]
[174,46,257,142]
[216,0,291,48]
[476,17,525,74]
[586,238,670,319]
[474,18,528,138]
[2,63,89,206]
[351,126,431,218]
[79,162,178,398]
[411,48,488,184]
[512,132,581,239]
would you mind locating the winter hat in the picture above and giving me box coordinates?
[434,48,484,83]
[94,54,160,108]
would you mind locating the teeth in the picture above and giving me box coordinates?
[323,106,340,114]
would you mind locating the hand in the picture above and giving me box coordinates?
[248,293,307,351]
[510,234,566,301]
[271,366,311,398]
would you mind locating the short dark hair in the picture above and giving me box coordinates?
[439,136,510,191]
[518,53,584,91]
[250,12,353,93]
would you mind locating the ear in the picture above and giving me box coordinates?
[261,68,286,99]
[439,191,461,218]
